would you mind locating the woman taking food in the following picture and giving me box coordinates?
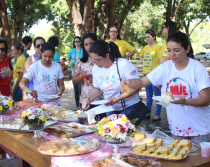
[0,38,12,96]
[82,40,140,116]
[139,30,162,121]
[23,36,46,100]
[19,43,65,104]
[72,33,103,108]
[159,21,177,63]
[68,36,83,110]
[12,42,26,102]
[121,32,210,147]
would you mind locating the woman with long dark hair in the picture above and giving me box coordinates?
[82,40,140,116]
[160,21,177,63]
[121,32,210,148]
[72,33,102,107]
[67,36,83,110]
[139,29,162,121]
[0,37,12,96]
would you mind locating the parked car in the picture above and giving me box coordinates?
[194,52,210,61]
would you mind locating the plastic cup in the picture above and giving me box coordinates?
[78,114,87,124]
[200,142,210,157]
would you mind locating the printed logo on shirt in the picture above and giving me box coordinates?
[25,70,29,73]
[129,70,137,76]
[42,74,58,82]
[100,75,120,94]
[166,77,192,100]
[0,67,12,78]
[17,67,21,69]
[164,51,168,54]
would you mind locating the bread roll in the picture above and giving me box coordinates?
[162,92,175,100]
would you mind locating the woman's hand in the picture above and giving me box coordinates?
[106,97,119,105]
[82,98,91,110]
[81,71,92,79]
[156,85,161,89]
[70,62,74,67]
[57,92,62,97]
[29,89,38,99]
[170,96,186,105]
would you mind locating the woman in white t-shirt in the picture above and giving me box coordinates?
[82,40,140,117]
[120,32,210,147]
[19,43,65,104]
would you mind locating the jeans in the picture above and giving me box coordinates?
[106,103,139,117]
[143,74,162,116]
[73,80,83,107]
[14,87,22,102]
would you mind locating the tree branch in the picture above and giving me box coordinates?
[189,16,207,36]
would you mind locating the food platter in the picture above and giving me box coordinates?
[38,138,99,156]
[50,110,79,122]
[42,95,60,99]
[152,96,179,103]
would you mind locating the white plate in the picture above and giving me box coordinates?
[42,95,60,99]
[152,96,179,103]
[91,100,111,105]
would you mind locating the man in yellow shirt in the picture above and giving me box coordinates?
[106,25,137,58]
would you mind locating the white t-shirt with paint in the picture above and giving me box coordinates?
[147,58,210,137]
[93,58,140,111]
[24,60,64,104]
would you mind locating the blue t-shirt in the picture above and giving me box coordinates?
[53,51,60,63]
[68,48,83,75]
[14,50,29,66]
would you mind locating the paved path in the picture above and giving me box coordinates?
[1,60,210,166]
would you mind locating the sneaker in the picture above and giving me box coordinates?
[164,126,171,132]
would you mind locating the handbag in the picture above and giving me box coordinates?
[116,59,150,125]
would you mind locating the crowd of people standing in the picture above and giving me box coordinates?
[0,20,210,146]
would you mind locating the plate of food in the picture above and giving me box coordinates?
[38,138,99,156]
[130,139,191,161]
[49,110,79,122]
[42,95,60,99]
[152,92,179,103]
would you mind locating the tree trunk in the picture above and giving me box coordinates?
[11,7,17,43]
[0,0,12,49]
[18,21,24,42]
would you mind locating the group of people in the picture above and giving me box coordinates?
[0,20,210,147]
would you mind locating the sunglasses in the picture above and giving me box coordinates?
[74,40,81,43]
[0,48,6,52]
[35,43,45,48]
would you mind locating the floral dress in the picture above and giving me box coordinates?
[74,58,103,103]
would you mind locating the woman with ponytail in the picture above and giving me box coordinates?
[82,40,140,116]
[120,32,210,147]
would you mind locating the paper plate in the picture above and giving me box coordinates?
[91,100,111,105]
[152,96,179,103]
[42,95,60,99]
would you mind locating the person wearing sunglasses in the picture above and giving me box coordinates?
[72,33,103,109]
[20,43,65,104]
[47,36,61,64]
[12,42,26,102]
[0,38,12,96]
[22,37,46,100]
[67,36,83,110]
[106,25,137,59]
[82,40,140,117]
[159,21,177,64]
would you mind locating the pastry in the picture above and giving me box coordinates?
[124,84,131,94]
[155,146,168,154]
[133,132,146,140]
[162,92,175,100]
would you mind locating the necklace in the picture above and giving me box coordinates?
[36,54,41,60]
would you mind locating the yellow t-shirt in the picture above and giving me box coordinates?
[14,54,26,84]
[158,41,169,62]
[106,39,135,57]
[140,44,161,74]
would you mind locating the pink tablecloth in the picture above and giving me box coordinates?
[51,134,130,167]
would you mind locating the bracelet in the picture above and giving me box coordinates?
[80,74,84,79]
[86,97,91,103]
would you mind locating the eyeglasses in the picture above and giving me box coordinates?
[162,27,167,30]
[90,57,104,64]
[0,48,6,52]
[35,43,45,48]
[109,31,118,33]
[74,40,81,43]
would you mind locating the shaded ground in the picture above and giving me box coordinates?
[1,60,210,167]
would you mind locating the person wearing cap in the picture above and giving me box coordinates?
[19,43,65,104]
